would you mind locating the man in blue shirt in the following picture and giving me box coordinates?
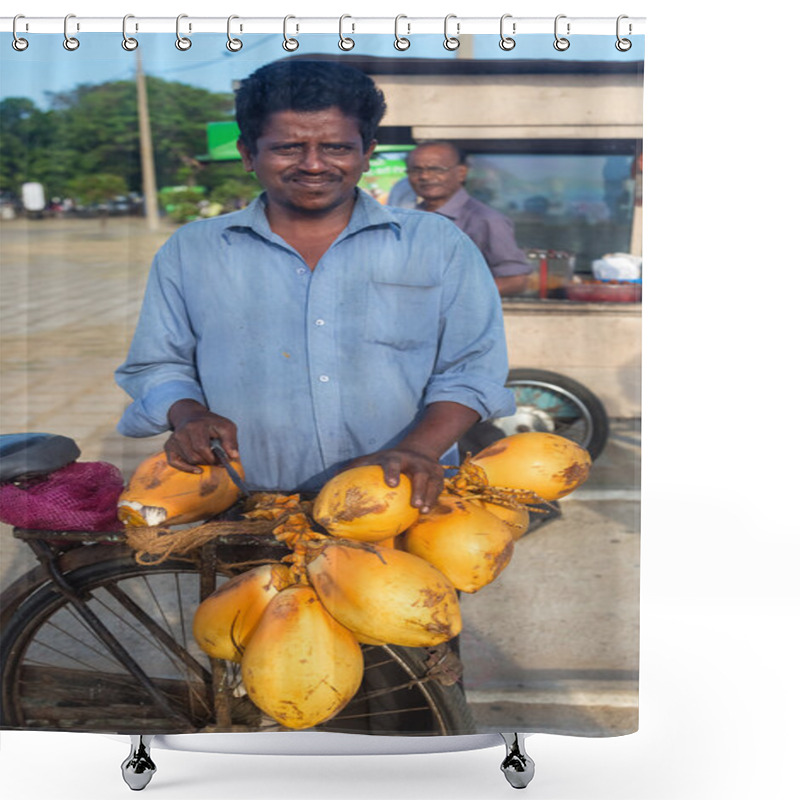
[115,60,514,513]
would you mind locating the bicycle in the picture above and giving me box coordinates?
[459,368,610,463]
[0,521,477,737]
[0,433,545,790]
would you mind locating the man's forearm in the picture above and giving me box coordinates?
[396,401,480,460]
[167,398,210,430]
[495,273,530,296]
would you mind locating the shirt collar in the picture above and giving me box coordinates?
[224,188,402,241]
[430,187,470,220]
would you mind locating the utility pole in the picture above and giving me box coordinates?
[136,49,159,231]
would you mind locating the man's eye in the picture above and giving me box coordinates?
[324,144,350,153]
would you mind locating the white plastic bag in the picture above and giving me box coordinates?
[591,253,642,281]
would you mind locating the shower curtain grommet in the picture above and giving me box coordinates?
[121,15,138,51]
[12,15,29,51]
[282,15,300,51]
[63,14,80,51]
[394,15,411,51]
[443,14,460,51]
[616,15,633,51]
[175,14,192,51]
[554,14,571,51]
[499,14,516,51]
[338,15,356,51]
[226,15,243,52]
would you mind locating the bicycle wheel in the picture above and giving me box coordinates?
[460,368,609,461]
[0,555,474,735]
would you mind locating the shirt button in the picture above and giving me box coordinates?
[297,267,307,275]
[319,375,330,383]
[315,319,325,326]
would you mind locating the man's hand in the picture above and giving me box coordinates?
[166,399,239,473]
[349,448,444,514]
[348,401,481,514]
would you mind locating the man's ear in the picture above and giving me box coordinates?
[362,139,378,171]
[456,164,469,185]
[237,139,254,171]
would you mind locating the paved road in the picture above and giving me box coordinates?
[0,216,640,736]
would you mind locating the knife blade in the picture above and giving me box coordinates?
[210,438,250,497]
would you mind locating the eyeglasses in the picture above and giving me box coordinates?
[406,165,460,177]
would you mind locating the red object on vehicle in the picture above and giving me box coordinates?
[0,461,125,531]
[539,257,549,300]
[566,281,642,303]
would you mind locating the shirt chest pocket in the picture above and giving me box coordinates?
[366,278,440,351]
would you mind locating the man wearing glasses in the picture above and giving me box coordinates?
[405,142,532,296]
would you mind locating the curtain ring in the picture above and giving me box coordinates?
[122,14,138,51]
[499,14,516,51]
[553,14,570,51]
[444,14,460,51]
[615,15,632,51]
[394,15,410,51]
[176,14,192,51]
[226,15,243,51]
[12,15,29,51]
[63,13,80,51]
[339,15,355,51]
[282,15,299,51]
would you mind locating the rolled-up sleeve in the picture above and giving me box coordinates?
[423,232,516,420]
[115,237,207,437]
[477,214,532,278]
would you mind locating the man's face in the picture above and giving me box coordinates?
[237,107,375,216]
[407,144,468,205]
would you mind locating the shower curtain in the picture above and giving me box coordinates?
[0,18,643,742]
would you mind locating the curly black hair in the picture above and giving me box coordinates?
[235,59,387,153]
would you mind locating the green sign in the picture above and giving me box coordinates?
[206,121,241,161]
[359,146,414,204]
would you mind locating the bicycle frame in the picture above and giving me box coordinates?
[2,526,285,729]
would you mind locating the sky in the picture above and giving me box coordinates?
[1,31,644,109]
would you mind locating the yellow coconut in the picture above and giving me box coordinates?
[192,564,293,662]
[307,541,461,647]
[476,500,530,541]
[400,495,515,593]
[118,450,246,527]
[471,432,591,501]
[241,585,364,730]
[312,465,419,542]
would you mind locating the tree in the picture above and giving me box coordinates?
[0,98,60,196]
[68,173,128,208]
[2,77,236,201]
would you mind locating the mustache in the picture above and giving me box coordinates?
[284,170,341,181]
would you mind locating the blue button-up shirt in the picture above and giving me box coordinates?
[115,189,515,492]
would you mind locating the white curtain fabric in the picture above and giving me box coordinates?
[0,29,643,738]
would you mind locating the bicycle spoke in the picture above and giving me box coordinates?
[333,705,435,721]
[142,574,178,643]
[354,679,430,702]
[19,638,115,673]
[98,582,210,681]
[38,615,123,670]
[174,572,188,650]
